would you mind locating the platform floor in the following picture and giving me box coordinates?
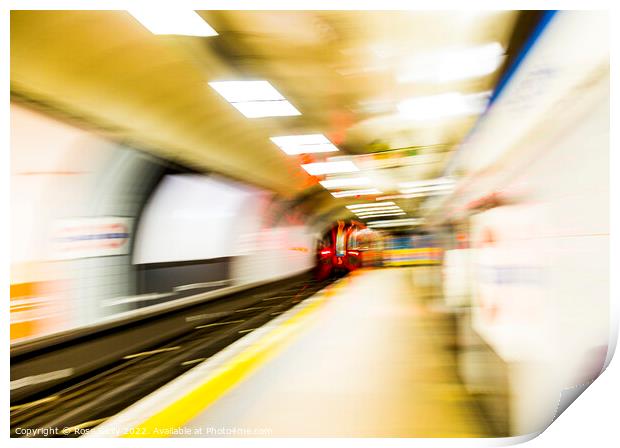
[181,267,492,437]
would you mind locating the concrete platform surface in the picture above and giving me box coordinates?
[181,267,492,437]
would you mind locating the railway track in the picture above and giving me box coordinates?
[10,275,334,437]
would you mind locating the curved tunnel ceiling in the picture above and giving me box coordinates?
[10,10,522,224]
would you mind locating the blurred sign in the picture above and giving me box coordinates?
[470,206,548,363]
[52,217,133,259]
[452,12,608,176]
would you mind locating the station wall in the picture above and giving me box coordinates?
[438,11,609,436]
[10,103,316,342]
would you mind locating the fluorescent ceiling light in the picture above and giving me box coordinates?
[368,218,419,225]
[398,42,504,83]
[368,218,421,228]
[271,134,329,146]
[357,212,406,220]
[209,81,301,118]
[397,91,491,121]
[319,177,371,189]
[358,212,407,219]
[398,177,455,189]
[377,191,451,201]
[346,202,395,210]
[231,101,301,118]
[279,143,337,155]
[353,210,403,217]
[270,134,339,155]
[354,207,404,214]
[128,10,218,37]
[301,161,359,176]
[352,206,403,214]
[209,81,284,102]
[355,208,403,215]
[330,189,382,198]
[399,183,454,195]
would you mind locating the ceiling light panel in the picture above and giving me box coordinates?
[330,189,382,198]
[353,210,403,217]
[270,134,339,155]
[128,10,218,36]
[399,183,454,195]
[354,207,404,214]
[368,218,421,227]
[358,212,407,219]
[346,202,395,210]
[397,91,491,121]
[208,81,284,102]
[377,191,451,201]
[231,101,301,118]
[301,161,359,176]
[354,207,403,214]
[398,42,504,83]
[209,81,301,118]
[398,177,455,189]
[319,178,371,189]
[352,206,402,214]
[358,215,404,220]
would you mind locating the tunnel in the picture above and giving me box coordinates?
[8,9,611,440]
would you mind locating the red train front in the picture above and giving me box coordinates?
[316,221,364,280]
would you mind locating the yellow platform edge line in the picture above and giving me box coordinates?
[383,260,441,266]
[122,282,342,438]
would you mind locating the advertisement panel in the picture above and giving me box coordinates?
[52,217,133,260]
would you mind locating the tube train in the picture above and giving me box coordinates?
[315,221,367,280]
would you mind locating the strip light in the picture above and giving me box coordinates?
[377,191,451,201]
[398,177,455,189]
[270,134,339,155]
[128,9,218,36]
[209,81,301,118]
[354,208,405,215]
[330,189,382,198]
[357,209,406,215]
[346,202,395,210]
[367,218,422,227]
[209,80,285,102]
[352,207,402,214]
[319,177,371,189]
[398,42,505,84]
[397,91,491,121]
[399,184,455,195]
[358,212,407,219]
[301,161,359,176]
[347,200,406,219]
[231,101,300,118]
